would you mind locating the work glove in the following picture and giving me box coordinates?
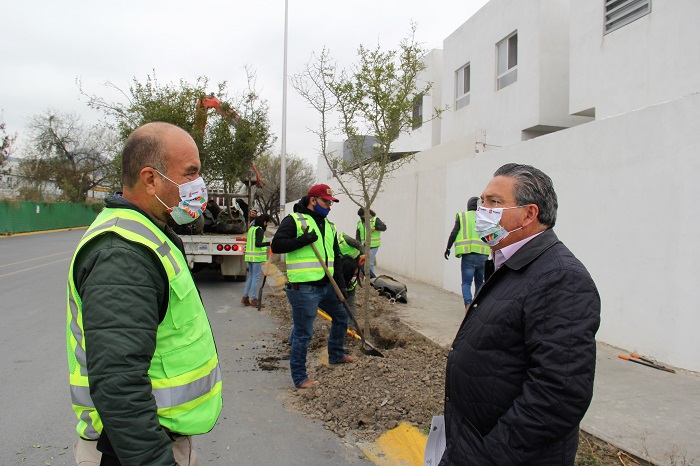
[298,231,318,245]
[444,248,450,260]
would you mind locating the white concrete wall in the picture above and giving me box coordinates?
[315,141,344,183]
[392,49,443,153]
[293,94,700,372]
[570,0,700,118]
[441,0,589,147]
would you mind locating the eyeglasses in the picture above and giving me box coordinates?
[316,197,333,206]
[478,198,518,209]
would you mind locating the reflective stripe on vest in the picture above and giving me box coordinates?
[285,213,335,282]
[70,363,222,410]
[357,217,381,247]
[66,208,222,440]
[454,211,490,257]
[245,226,268,262]
[338,233,360,259]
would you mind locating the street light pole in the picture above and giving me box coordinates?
[280,0,288,221]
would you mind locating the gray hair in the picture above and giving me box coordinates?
[493,163,558,227]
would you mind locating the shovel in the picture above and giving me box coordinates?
[618,354,675,373]
[306,238,384,357]
[317,308,382,352]
[257,248,273,311]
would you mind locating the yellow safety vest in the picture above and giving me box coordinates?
[454,211,490,257]
[285,213,335,283]
[66,208,222,440]
[338,233,360,259]
[357,216,381,248]
[245,226,268,262]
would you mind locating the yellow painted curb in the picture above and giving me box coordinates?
[359,422,427,466]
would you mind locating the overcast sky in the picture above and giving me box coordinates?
[1,0,489,167]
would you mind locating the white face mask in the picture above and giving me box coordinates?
[475,205,524,247]
[154,170,208,225]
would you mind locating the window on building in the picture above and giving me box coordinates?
[496,32,518,90]
[604,0,651,34]
[455,63,471,110]
[412,94,423,130]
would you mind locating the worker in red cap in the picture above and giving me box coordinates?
[271,184,357,389]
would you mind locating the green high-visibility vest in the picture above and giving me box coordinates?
[286,213,335,283]
[454,211,490,257]
[66,208,222,440]
[338,233,360,259]
[245,226,268,262]
[357,216,381,247]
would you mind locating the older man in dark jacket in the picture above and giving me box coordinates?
[440,163,601,466]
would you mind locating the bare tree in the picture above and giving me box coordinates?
[254,152,315,225]
[1,116,17,169]
[291,24,441,335]
[18,110,117,203]
[290,47,339,171]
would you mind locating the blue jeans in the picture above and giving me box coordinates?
[461,253,488,305]
[285,283,349,387]
[243,261,263,298]
[369,247,379,279]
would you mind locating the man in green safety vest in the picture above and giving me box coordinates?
[242,213,271,308]
[444,196,491,309]
[271,184,357,389]
[356,208,387,279]
[66,122,221,465]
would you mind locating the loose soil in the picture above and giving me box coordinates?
[258,276,646,465]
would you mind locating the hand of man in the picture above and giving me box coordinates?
[298,231,318,245]
[444,249,450,260]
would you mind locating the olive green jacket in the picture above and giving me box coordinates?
[72,193,187,465]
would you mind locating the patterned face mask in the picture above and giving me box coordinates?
[474,205,524,247]
[154,170,208,225]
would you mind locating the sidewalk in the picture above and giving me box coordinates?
[375,267,700,466]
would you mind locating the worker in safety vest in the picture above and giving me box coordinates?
[445,196,491,309]
[356,208,387,279]
[66,122,221,465]
[242,213,271,308]
[336,232,365,317]
[271,184,357,389]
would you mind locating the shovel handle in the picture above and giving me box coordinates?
[256,248,273,311]
[630,353,675,373]
[304,234,368,341]
[317,309,361,340]
[619,355,675,373]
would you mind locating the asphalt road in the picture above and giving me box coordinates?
[0,228,370,465]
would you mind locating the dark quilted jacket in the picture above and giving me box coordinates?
[439,229,601,466]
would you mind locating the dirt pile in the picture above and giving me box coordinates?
[258,278,631,465]
[260,289,447,443]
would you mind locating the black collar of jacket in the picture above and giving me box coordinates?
[477,229,560,305]
[502,228,560,271]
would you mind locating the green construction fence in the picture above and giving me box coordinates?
[0,200,103,234]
